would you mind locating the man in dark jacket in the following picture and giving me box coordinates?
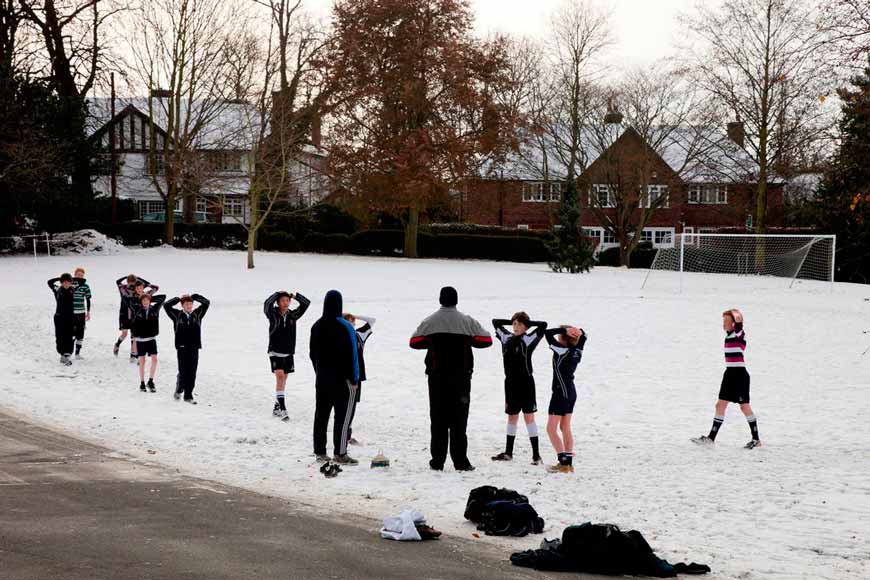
[164,293,210,404]
[48,273,76,366]
[410,286,492,471]
[264,290,310,420]
[309,290,359,465]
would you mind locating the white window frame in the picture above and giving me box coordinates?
[549,182,564,202]
[522,182,546,203]
[640,184,670,209]
[688,185,728,205]
[139,200,166,218]
[683,226,697,246]
[591,184,616,208]
[224,197,245,218]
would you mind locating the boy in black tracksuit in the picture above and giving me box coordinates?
[545,326,587,474]
[491,313,547,464]
[131,293,166,392]
[342,313,375,445]
[310,290,359,464]
[264,290,310,420]
[164,293,210,404]
[48,274,76,365]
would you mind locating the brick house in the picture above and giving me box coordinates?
[460,123,784,252]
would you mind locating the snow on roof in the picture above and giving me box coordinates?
[479,124,774,185]
[87,97,262,150]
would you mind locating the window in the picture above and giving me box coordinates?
[517,224,529,230]
[640,185,670,208]
[139,200,166,218]
[602,229,616,244]
[591,184,616,208]
[522,182,544,202]
[147,153,166,175]
[582,228,600,240]
[224,197,245,217]
[683,226,697,246]
[640,230,654,243]
[209,151,242,173]
[688,185,727,204]
[196,197,208,214]
[549,182,564,202]
[654,230,672,245]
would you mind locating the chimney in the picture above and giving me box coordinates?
[604,97,623,125]
[727,121,745,148]
[311,113,322,149]
[150,88,172,99]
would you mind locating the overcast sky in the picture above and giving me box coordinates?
[306,0,703,70]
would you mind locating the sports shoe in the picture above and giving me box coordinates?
[334,454,359,466]
[491,452,513,461]
[60,355,72,366]
[319,461,342,478]
[139,381,147,392]
[429,460,444,471]
[691,435,714,445]
[113,341,120,356]
[744,439,762,449]
[547,463,574,474]
[348,437,361,446]
[173,390,182,401]
[147,378,156,393]
[455,464,476,472]
[315,454,330,464]
[531,456,543,466]
[272,401,281,417]
[129,354,138,364]
[274,409,289,421]
[183,398,198,405]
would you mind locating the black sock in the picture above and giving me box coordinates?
[530,436,540,459]
[747,415,759,440]
[565,453,574,466]
[557,452,568,465]
[708,416,724,441]
[75,343,81,355]
[277,396,286,411]
[505,435,515,456]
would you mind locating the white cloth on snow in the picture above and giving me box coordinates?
[381,509,426,541]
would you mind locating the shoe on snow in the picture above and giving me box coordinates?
[113,341,120,356]
[60,355,72,366]
[491,452,513,461]
[139,382,147,392]
[275,409,289,421]
[691,435,714,445]
[129,355,138,364]
[348,437,361,446]
[744,440,762,449]
[531,457,543,466]
[334,454,359,466]
[272,402,281,417]
[455,464,476,472]
[183,398,197,405]
[415,524,442,540]
[547,463,574,474]
[147,379,156,393]
[173,391,182,401]
[315,454,331,464]
[324,464,342,478]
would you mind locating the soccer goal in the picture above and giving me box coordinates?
[641,233,836,291]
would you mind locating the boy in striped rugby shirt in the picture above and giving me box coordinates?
[71,267,92,359]
[692,308,761,449]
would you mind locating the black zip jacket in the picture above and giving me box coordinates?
[546,328,587,395]
[493,319,548,380]
[264,292,310,355]
[309,290,359,387]
[48,278,75,317]
[131,295,166,339]
[164,294,210,349]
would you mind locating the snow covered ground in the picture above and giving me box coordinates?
[1,248,868,580]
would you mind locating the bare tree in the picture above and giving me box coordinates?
[681,0,832,232]
[584,66,714,266]
[821,0,870,70]
[124,0,249,242]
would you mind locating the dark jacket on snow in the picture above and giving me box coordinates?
[163,294,210,349]
[409,307,492,375]
[130,295,166,339]
[309,290,359,387]
[48,278,75,317]
[264,292,310,355]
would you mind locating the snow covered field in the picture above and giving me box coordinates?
[1,248,868,580]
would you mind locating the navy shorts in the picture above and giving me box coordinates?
[269,355,295,374]
[119,314,131,331]
[505,376,537,415]
[718,367,750,404]
[548,385,577,416]
[136,339,158,357]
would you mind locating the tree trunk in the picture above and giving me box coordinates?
[247,227,256,269]
[404,202,420,258]
[183,192,195,224]
[619,243,631,268]
[164,192,176,244]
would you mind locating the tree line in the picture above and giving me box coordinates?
[0,0,868,275]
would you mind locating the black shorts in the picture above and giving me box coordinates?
[548,384,577,416]
[718,367,750,404]
[505,376,537,415]
[269,355,295,374]
[119,314,131,330]
[73,313,87,340]
[136,339,158,357]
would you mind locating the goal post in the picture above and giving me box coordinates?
[641,233,836,291]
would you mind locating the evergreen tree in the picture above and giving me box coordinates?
[816,58,870,283]
[547,180,595,273]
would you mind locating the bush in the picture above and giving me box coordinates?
[348,229,406,256]
[421,233,549,263]
[258,230,297,252]
[596,242,658,268]
[301,232,350,254]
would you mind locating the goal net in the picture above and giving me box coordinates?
[642,234,836,291]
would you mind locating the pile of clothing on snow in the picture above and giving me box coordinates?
[380,509,442,541]
[510,522,710,577]
[464,486,545,537]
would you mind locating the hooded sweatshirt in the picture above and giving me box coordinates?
[409,307,492,375]
[309,290,359,387]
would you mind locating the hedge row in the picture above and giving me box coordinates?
[595,242,658,268]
